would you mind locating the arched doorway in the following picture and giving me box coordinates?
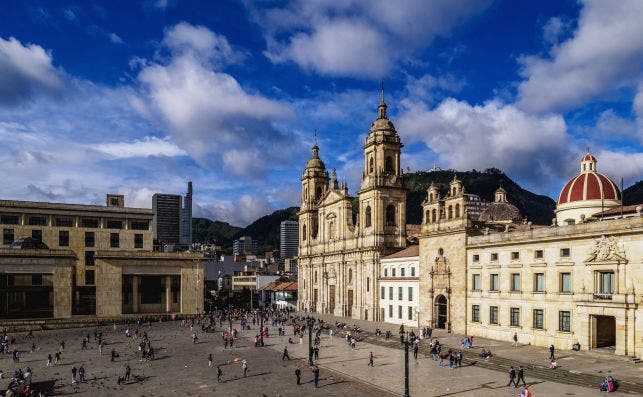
[435,295,447,329]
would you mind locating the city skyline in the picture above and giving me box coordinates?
[1,0,642,226]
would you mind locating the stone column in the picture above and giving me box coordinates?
[53,263,73,318]
[132,275,139,313]
[165,275,172,313]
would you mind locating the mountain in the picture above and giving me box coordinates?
[623,180,643,205]
[232,207,299,253]
[192,218,241,247]
[401,168,557,225]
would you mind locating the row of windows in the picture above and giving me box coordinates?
[0,214,149,230]
[471,305,571,332]
[387,304,415,321]
[2,229,144,249]
[472,248,571,262]
[471,272,574,293]
[383,267,416,277]
[425,204,462,223]
[364,204,397,228]
[380,286,414,301]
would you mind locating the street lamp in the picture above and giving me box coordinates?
[402,331,410,397]
[307,317,314,366]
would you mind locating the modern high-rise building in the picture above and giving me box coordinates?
[180,181,193,245]
[280,220,298,259]
[152,194,181,245]
[233,236,258,255]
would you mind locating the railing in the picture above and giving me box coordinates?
[593,293,612,300]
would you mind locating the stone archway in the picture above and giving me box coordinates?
[435,295,448,329]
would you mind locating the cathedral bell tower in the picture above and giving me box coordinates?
[358,86,407,249]
[299,135,329,249]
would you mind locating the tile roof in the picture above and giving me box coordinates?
[383,244,419,259]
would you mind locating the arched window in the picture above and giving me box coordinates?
[302,224,307,240]
[429,193,433,202]
[385,156,393,172]
[315,186,322,199]
[438,247,444,256]
[452,187,456,196]
[314,271,318,284]
[431,209,437,222]
[312,217,318,238]
[386,204,396,226]
[365,206,372,228]
[448,206,453,219]
[369,157,374,173]
[425,210,430,224]
[349,268,353,283]
[455,204,460,218]
[304,187,308,199]
[329,221,335,239]
[367,277,370,292]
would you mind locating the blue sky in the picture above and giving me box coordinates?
[1,0,642,226]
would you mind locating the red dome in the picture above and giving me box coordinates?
[558,172,620,205]
[582,153,597,162]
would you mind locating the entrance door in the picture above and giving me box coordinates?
[329,285,336,314]
[347,290,353,317]
[594,315,616,348]
[435,295,447,329]
[313,289,318,312]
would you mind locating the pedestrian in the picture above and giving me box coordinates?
[368,351,374,367]
[295,367,301,385]
[516,366,526,387]
[282,346,290,360]
[513,332,518,347]
[111,349,117,362]
[47,354,52,367]
[312,365,319,388]
[242,359,248,377]
[413,344,419,360]
[508,366,517,387]
[125,364,131,381]
[217,366,222,383]
[54,352,61,365]
[79,366,85,382]
[60,340,65,352]
[71,366,77,384]
[456,351,463,367]
[520,384,532,397]
[208,353,213,368]
[549,344,555,360]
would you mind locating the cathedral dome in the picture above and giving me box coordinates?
[555,153,621,225]
[305,143,326,170]
[478,187,521,223]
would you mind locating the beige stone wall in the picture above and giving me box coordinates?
[95,258,123,317]
[53,263,73,318]
[181,264,204,314]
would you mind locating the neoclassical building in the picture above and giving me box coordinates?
[297,92,408,320]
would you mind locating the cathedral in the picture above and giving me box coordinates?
[297,90,408,320]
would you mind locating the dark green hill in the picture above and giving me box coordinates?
[192,218,241,246]
[623,180,643,205]
[232,207,300,253]
[401,168,556,225]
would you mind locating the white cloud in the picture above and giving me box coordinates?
[517,0,643,113]
[595,149,643,184]
[251,0,491,78]
[196,194,273,226]
[109,32,124,44]
[0,36,64,105]
[542,16,570,45]
[162,22,246,66]
[95,136,187,158]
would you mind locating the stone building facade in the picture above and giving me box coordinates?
[297,91,407,320]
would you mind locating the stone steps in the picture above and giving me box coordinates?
[341,331,643,395]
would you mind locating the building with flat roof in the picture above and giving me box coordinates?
[280,220,298,259]
[233,236,258,255]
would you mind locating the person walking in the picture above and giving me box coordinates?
[217,366,222,383]
[71,366,77,384]
[507,366,517,387]
[456,351,463,367]
[79,366,85,382]
[549,344,555,360]
[242,359,248,377]
[295,367,301,385]
[368,351,374,367]
[208,353,213,368]
[413,344,419,360]
[312,365,319,388]
[125,365,131,382]
[46,354,52,367]
[513,332,518,348]
[516,366,527,387]
[282,346,290,360]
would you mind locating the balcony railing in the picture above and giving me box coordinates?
[593,293,613,300]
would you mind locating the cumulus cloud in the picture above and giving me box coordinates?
[250,0,491,78]
[95,136,187,158]
[517,0,643,113]
[594,149,643,184]
[195,194,273,226]
[397,98,572,189]
[0,36,64,106]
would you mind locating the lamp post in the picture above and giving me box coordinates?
[307,317,314,366]
[402,331,410,397]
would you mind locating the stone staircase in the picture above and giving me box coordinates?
[339,330,643,395]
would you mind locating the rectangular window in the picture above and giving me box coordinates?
[81,218,99,228]
[85,270,95,285]
[106,220,123,229]
[533,309,544,330]
[472,274,481,291]
[398,286,403,300]
[134,234,144,249]
[381,286,385,300]
[58,230,69,247]
[560,248,570,258]
[384,268,388,277]
[533,273,545,292]
[472,254,480,262]
[490,274,499,291]
[598,272,615,294]
[32,229,42,241]
[85,251,95,266]
[491,253,498,261]
[54,217,73,227]
[511,251,520,260]
[389,305,393,318]
[510,273,521,292]
[367,277,370,292]
[85,232,95,247]
[510,307,520,326]
[401,267,405,277]
[535,250,544,259]
[559,272,571,293]
[0,214,20,225]
[490,306,499,324]
[398,305,402,319]
[392,268,396,277]
[408,287,413,301]
[130,220,150,230]
[411,267,416,276]
[31,274,43,286]
[472,305,480,322]
[110,233,119,248]
[28,216,47,226]
[408,306,413,320]
[3,229,14,245]
[559,310,571,332]
[389,287,393,300]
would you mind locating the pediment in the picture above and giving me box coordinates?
[319,188,352,207]
[584,235,628,264]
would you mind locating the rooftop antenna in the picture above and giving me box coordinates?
[380,80,385,103]
[314,129,318,146]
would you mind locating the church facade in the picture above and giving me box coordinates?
[297,92,407,320]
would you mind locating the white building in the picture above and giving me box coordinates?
[379,245,420,327]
